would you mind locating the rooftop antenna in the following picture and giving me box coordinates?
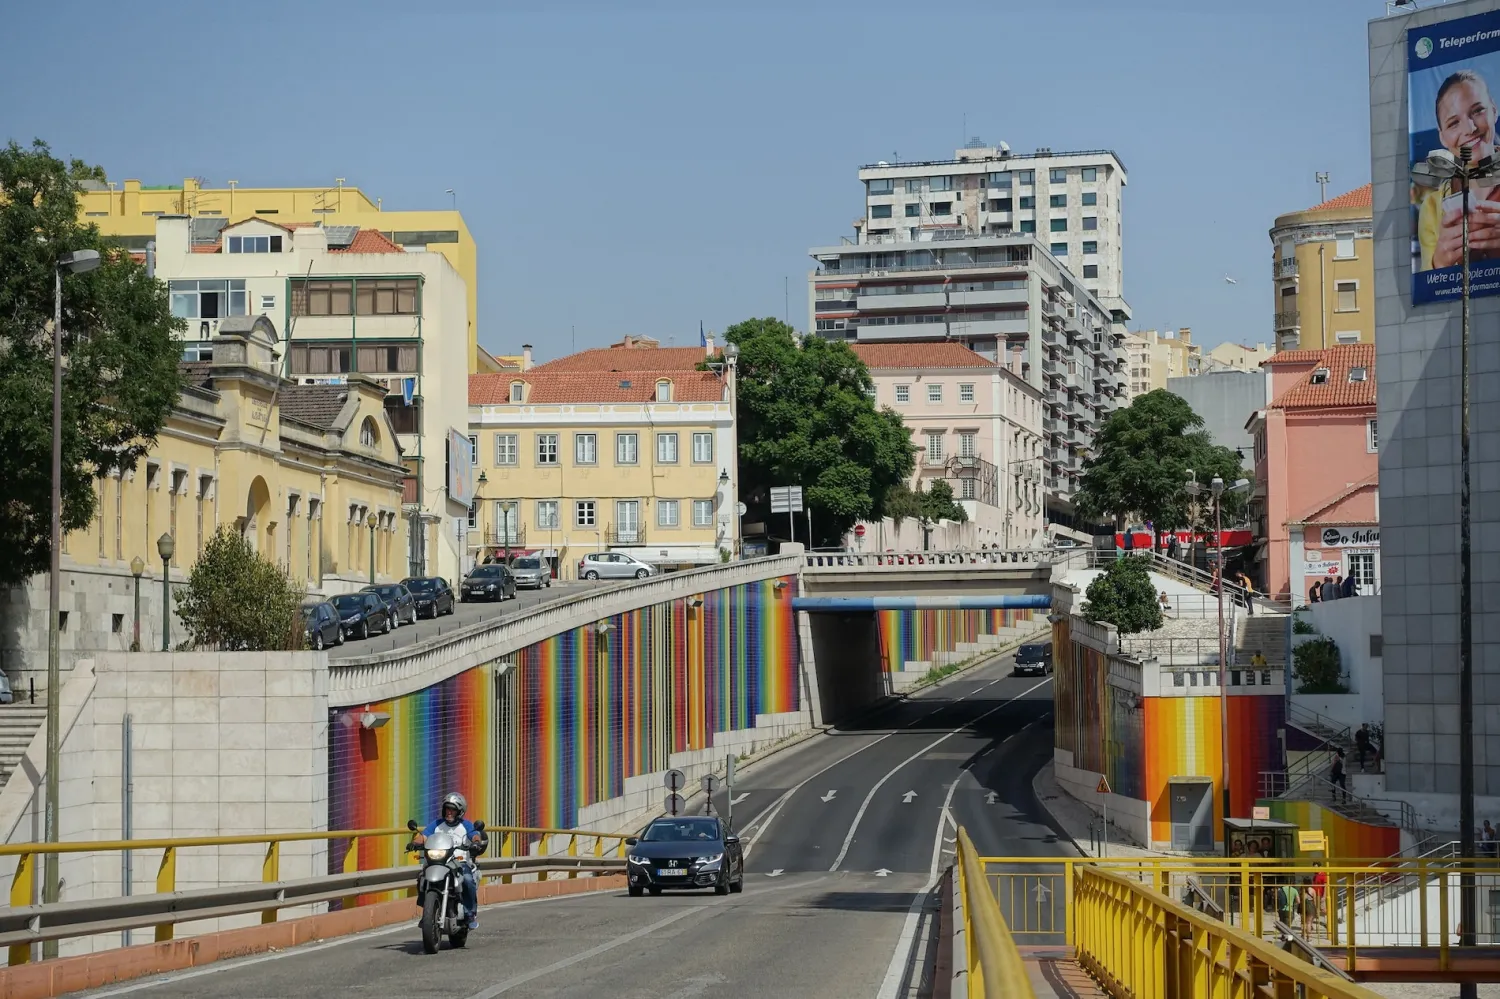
[445,188,456,211]
[336,177,345,212]
[1316,171,1330,203]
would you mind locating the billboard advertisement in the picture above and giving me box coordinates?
[447,427,475,507]
[1409,8,1500,304]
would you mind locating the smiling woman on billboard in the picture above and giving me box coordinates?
[1417,70,1500,270]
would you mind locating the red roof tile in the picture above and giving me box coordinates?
[532,344,718,373]
[187,221,404,254]
[470,369,726,405]
[851,342,998,369]
[1306,183,1372,213]
[1266,343,1375,409]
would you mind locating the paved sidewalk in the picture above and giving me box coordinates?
[1031,759,1167,860]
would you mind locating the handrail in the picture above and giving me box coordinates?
[1293,774,1418,833]
[804,549,1049,569]
[1273,919,1356,981]
[1288,701,1354,747]
[955,827,1035,999]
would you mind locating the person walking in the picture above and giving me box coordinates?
[1325,575,1343,602]
[1355,724,1372,772]
[1342,572,1358,599]
[1309,578,1323,604]
[1330,748,1348,803]
[1238,571,1256,616]
[1299,877,1317,939]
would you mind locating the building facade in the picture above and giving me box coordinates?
[1165,368,1267,459]
[851,342,1045,549]
[1246,344,1378,603]
[1205,341,1274,373]
[78,178,486,373]
[1120,327,1201,402]
[150,215,471,582]
[1,318,409,690]
[468,339,737,578]
[1270,184,1375,354]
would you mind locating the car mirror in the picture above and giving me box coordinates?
[724,835,739,846]
[624,837,639,846]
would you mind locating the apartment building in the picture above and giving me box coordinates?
[1120,327,1201,402]
[852,343,1045,548]
[1204,341,1274,373]
[1269,184,1374,353]
[467,339,737,577]
[78,177,490,372]
[150,215,471,581]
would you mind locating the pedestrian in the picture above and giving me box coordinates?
[1483,820,1497,859]
[1330,748,1348,802]
[1159,590,1172,614]
[1252,650,1268,671]
[1276,880,1299,926]
[1309,578,1323,604]
[1342,573,1358,599]
[1238,571,1256,615]
[1168,536,1182,562]
[1312,869,1328,927]
[1300,877,1317,938]
[1325,575,1342,601]
[1355,724,1372,772]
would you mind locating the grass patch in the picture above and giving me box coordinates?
[914,662,965,688]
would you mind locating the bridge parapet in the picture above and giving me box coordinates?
[803,549,1050,571]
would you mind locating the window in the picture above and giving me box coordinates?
[905,178,924,194]
[509,381,524,403]
[904,203,920,217]
[930,202,952,216]
[467,500,479,530]
[1349,366,1369,383]
[616,432,639,464]
[926,432,944,464]
[692,432,713,463]
[1335,330,1361,344]
[988,198,1012,212]
[1083,241,1098,255]
[693,499,714,527]
[290,278,419,317]
[464,433,477,463]
[1368,418,1379,452]
[355,279,420,316]
[868,178,894,196]
[169,279,247,320]
[655,379,673,402]
[657,500,680,528]
[959,383,975,402]
[291,279,351,316]
[1336,281,1358,311]
[959,432,977,458]
[1078,192,1096,208]
[1310,367,1330,384]
[575,433,597,464]
[657,432,679,463]
[536,500,560,530]
[1050,218,1067,232]
[1049,194,1067,208]
[871,204,892,219]
[227,234,283,253]
[1336,232,1356,258]
[1049,168,1068,183]
[1015,170,1034,185]
[1081,167,1098,182]
[259,294,276,312]
[929,176,953,192]
[927,383,943,403]
[1050,242,1068,256]
[1083,264,1099,279]
[575,500,596,527]
[988,172,1012,188]
[615,501,641,541]
[536,433,558,465]
[895,384,910,403]
[961,478,976,500]
[1083,216,1098,231]
[1019,220,1036,233]
[1018,196,1035,209]
[494,434,517,465]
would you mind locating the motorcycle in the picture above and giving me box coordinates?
[406,817,486,954]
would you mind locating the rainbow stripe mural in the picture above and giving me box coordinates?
[876,608,1039,672]
[1054,636,1144,800]
[1260,799,1400,860]
[328,574,801,869]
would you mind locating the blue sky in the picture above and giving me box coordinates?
[2,0,1385,361]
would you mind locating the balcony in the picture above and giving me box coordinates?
[481,525,525,548]
[1275,259,1298,279]
[856,291,947,310]
[1041,326,1060,345]
[1042,357,1059,374]
[1043,417,1065,435]
[606,524,646,546]
[1273,310,1300,332]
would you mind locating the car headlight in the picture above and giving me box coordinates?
[628,854,652,865]
[696,853,723,868]
[426,848,447,860]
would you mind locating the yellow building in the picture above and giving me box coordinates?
[1121,327,1201,402]
[3,318,410,687]
[468,338,738,578]
[77,178,486,372]
[1269,184,1374,352]
[1204,341,1273,373]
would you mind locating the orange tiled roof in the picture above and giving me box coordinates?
[1266,343,1375,409]
[1307,184,1372,213]
[470,369,725,405]
[189,221,403,254]
[532,344,718,373]
[851,342,998,369]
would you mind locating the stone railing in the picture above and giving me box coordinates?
[327,555,802,706]
[803,549,1051,570]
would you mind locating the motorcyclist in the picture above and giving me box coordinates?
[411,792,487,929]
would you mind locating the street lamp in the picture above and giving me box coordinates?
[156,534,174,652]
[366,513,378,584]
[130,556,144,652]
[1003,455,1045,549]
[42,248,101,930]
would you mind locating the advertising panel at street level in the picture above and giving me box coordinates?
[1409,7,1500,304]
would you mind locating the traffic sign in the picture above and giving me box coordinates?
[854,524,867,538]
[665,792,686,816]
[701,774,721,795]
[770,486,804,513]
[1096,776,1112,795]
[663,768,686,792]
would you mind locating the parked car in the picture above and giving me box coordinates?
[461,564,517,602]
[363,583,417,627]
[1014,641,1053,677]
[331,591,391,640]
[577,551,657,581]
[300,600,344,651]
[510,555,552,589]
[402,576,455,618]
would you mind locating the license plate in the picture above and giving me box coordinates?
[656,868,688,877]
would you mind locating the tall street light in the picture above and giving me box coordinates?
[367,513,378,584]
[157,533,174,652]
[43,248,101,937]
[1413,145,1499,977]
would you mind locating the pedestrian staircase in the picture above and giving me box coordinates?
[1235,613,1288,669]
[0,702,44,789]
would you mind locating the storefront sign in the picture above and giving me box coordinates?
[1320,527,1379,548]
[1305,558,1343,578]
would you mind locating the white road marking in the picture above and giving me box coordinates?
[661,973,728,999]
[985,791,998,804]
[873,868,892,877]
[901,790,917,803]
[875,775,963,999]
[730,792,750,805]
[766,868,785,877]
[828,676,1052,872]
[819,789,838,802]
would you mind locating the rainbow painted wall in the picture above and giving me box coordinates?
[328,575,801,873]
[1054,630,1144,801]
[1260,799,1400,860]
[877,608,1040,672]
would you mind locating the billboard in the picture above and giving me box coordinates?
[1409,8,1500,304]
[447,427,475,507]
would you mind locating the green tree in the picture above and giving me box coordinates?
[726,319,915,546]
[878,479,968,549]
[1082,555,1163,634]
[0,140,183,585]
[174,527,307,651]
[1074,389,1246,533]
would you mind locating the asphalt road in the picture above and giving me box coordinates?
[75,658,1068,999]
[329,581,580,659]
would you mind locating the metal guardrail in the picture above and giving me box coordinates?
[803,549,1050,569]
[955,828,1035,999]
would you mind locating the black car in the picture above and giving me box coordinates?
[624,815,743,897]
[300,600,343,651]
[461,564,516,602]
[1014,641,1053,677]
[331,591,391,640]
[402,576,455,618]
[363,583,417,627]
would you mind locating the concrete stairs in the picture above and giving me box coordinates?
[1234,612,1288,668]
[0,703,44,789]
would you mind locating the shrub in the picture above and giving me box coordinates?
[1082,555,1163,635]
[174,526,306,651]
[1292,615,1316,635]
[1293,636,1347,694]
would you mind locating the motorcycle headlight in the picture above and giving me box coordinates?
[426,848,447,860]
[696,853,723,868]
[628,854,652,865]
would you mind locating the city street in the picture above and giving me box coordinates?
[329,581,579,659]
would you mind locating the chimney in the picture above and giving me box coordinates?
[521,344,533,371]
[704,331,715,357]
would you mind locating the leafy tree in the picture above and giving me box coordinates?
[1074,390,1246,534]
[174,527,307,651]
[1293,636,1347,694]
[1082,555,1163,635]
[0,140,183,585]
[879,479,968,549]
[726,318,915,546]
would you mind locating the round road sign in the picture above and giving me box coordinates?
[701,774,721,795]
[664,792,687,816]
[854,524,867,538]
[663,768,686,792]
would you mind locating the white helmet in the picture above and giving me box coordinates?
[440,792,467,821]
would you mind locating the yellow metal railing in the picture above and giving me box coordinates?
[1072,865,1382,999]
[3,824,631,966]
[955,827,1035,998]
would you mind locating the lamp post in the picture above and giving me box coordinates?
[366,513,378,584]
[42,249,102,931]
[130,556,144,651]
[1003,455,1045,549]
[723,342,741,558]
[157,534,174,652]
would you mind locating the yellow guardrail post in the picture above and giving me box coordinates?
[9,851,34,966]
[1345,871,1357,973]
[154,846,177,942]
[568,834,578,879]
[341,836,360,912]
[956,828,1036,999]
[500,831,514,885]
[1419,859,1429,949]
[1439,868,1450,971]
[1063,859,1075,947]
[261,840,280,924]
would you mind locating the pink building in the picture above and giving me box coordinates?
[1248,344,1378,602]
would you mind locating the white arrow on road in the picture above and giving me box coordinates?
[901,790,918,803]
[730,792,750,805]
[985,791,998,805]
[766,869,785,878]
[874,868,892,877]
[820,789,838,803]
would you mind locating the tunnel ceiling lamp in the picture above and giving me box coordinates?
[360,711,390,730]
[688,596,704,608]
[595,620,614,634]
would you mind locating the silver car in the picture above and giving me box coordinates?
[510,555,552,589]
[577,551,657,581]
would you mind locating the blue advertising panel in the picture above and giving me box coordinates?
[1409,8,1500,304]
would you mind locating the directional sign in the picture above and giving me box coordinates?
[664,769,686,792]
[901,790,918,803]
[820,789,837,802]
[1033,882,1052,903]
[770,485,804,514]
[665,792,687,816]
[701,774,721,796]
[1096,776,1112,795]
[984,791,998,805]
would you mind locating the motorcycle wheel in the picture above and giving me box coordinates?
[421,892,441,954]
[449,928,469,949]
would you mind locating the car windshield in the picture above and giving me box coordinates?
[1018,645,1046,658]
[331,595,363,610]
[373,586,401,598]
[299,606,319,620]
[641,818,721,842]
[404,578,435,591]
[470,566,502,578]
[513,557,541,569]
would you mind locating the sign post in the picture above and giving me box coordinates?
[1097,776,1112,856]
[770,486,804,545]
[725,754,736,829]
[663,769,686,816]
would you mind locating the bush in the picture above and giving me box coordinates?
[1293,636,1347,694]
[1082,555,1163,635]
[1292,615,1316,635]
[174,526,307,651]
